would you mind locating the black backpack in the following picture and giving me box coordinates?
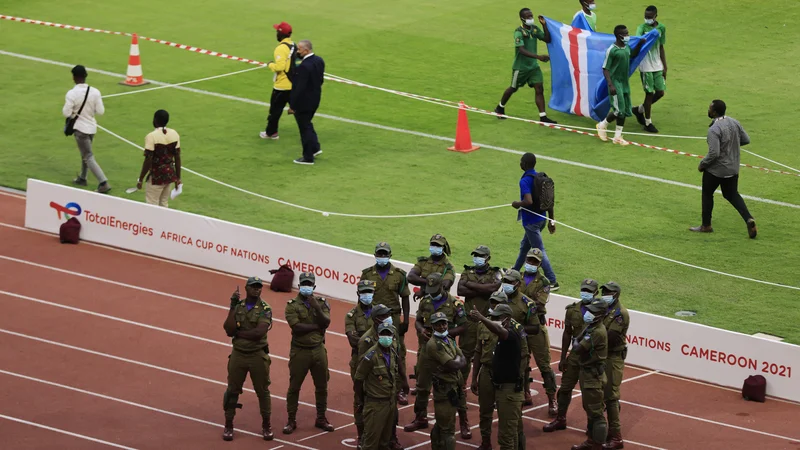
[281,42,298,82]
[525,172,555,212]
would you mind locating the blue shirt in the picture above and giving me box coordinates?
[518,169,545,226]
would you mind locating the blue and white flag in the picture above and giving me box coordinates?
[542,17,661,121]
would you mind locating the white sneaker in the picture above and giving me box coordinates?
[612,137,630,146]
[259,132,279,140]
[596,123,608,141]
[313,150,323,157]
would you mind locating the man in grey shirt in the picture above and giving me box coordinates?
[690,100,757,238]
[62,65,111,193]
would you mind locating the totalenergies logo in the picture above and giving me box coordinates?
[49,201,82,220]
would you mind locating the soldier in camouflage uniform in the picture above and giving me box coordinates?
[404,273,468,437]
[360,242,411,406]
[520,248,557,414]
[544,279,599,433]
[599,282,629,450]
[570,299,609,450]
[346,280,378,447]
[221,276,274,442]
[355,323,407,450]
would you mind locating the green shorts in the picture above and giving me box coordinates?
[609,82,632,117]
[640,71,666,94]
[511,67,543,89]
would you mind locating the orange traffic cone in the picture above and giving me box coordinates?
[447,101,480,153]
[120,34,149,86]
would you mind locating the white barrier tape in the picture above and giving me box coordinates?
[5,12,800,177]
[518,206,800,291]
[89,121,800,291]
[102,65,265,99]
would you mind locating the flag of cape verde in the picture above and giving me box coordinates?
[542,17,661,121]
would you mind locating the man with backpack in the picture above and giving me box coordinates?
[511,152,559,291]
[260,22,296,140]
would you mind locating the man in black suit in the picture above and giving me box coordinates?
[288,40,325,165]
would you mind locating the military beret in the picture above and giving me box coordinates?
[430,311,448,324]
[471,245,491,257]
[357,279,377,292]
[246,276,264,286]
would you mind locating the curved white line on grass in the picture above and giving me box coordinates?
[1,49,797,210]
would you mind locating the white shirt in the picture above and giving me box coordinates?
[302,52,315,60]
[62,83,104,135]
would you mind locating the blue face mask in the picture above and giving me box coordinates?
[359,293,374,305]
[378,336,393,347]
[602,295,615,306]
[583,311,595,323]
[524,263,538,273]
[375,257,390,266]
[434,330,449,338]
[502,283,515,294]
[473,256,487,267]
[580,292,594,303]
[429,246,444,256]
[432,293,443,302]
[299,286,314,297]
[383,316,393,326]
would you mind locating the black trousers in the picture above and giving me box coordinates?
[265,89,291,136]
[294,109,320,161]
[701,171,753,226]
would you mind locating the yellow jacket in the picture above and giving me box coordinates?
[268,37,294,91]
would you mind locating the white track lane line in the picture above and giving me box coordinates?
[0,413,138,449]
[1,50,797,211]
[0,370,321,450]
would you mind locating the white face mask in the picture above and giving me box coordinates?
[622,36,631,44]
[524,18,535,26]
[587,3,597,10]
[645,18,655,25]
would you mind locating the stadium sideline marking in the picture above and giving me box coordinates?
[1,49,798,211]
[0,413,138,449]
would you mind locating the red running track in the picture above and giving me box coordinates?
[0,191,798,450]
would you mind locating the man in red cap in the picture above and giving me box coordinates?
[260,22,296,141]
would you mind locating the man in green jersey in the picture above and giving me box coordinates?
[495,9,557,124]
[632,5,668,133]
[596,25,646,146]
[573,0,597,31]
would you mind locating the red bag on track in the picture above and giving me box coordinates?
[741,375,767,402]
[59,217,81,244]
[269,264,294,292]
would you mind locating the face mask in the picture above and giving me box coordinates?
[473,256,486,266]
[434,330,449,338]
[645,18,654,25]
[378,336,393,347]
[299,286,314,297]
[602,295,615,306]
[376,257,390,266]
[383,316,393,326]
[587,3,597,10]
[502,283,515,294]
[580,292,594,303]
[359,293,374,305]
[524,18,535,26]
[432,293,443,302]
[622,36,631,44]
[583,311,595,323]
[487,307,494,315]
[429,246,443,256]
[524,263,538,273]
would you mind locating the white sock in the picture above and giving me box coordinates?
[539,112,547,117]
[645,118,652,126]
[599,119,608,128]
[499,102,505,108]
[638,105,644,113]
[615,126,624,139]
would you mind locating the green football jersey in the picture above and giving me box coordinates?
[636,22,666,72]
[512,25,546,71]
